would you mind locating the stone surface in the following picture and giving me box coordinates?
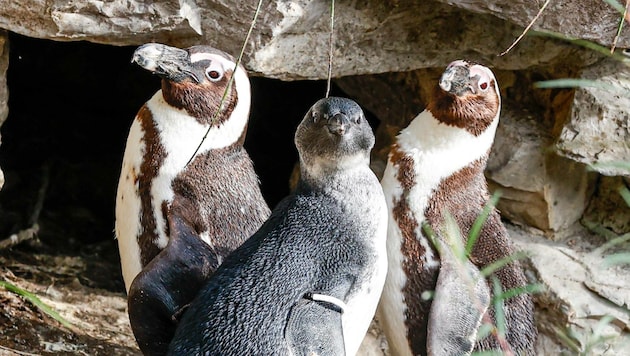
[486,103,592,236]
[437,0,630,48]
[510,224,630,355]
[0,0,605,80]
[582,176,630,236]
[556,59,630,176]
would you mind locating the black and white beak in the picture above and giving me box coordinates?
[132,43,200,83]
[439,60,472,96]
[326,112,352,136]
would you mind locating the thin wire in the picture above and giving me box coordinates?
[186,0,265,166]
[325,0,335,98]
[499,0,550,56]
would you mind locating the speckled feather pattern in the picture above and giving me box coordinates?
[379,61,537,356]
[169,97,388,356]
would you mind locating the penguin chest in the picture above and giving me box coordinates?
[341,186,389,356]
[116,96,216,290]
[379,157,442,356]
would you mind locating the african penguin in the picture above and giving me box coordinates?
[115,43,270,355]
[378,60,537,356]
[168,97,388,356]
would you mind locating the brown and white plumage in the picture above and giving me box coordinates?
[378,60,537,356]
[115,43,270,355]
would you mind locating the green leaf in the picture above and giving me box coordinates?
[529,30,630,61]
[534,79,625,92]
[494,283,545,301]
[491,277,506,339]
[480,251,528,278]
[619,185,630,207]
[602,0,626,15]
[0,280,74,330]
[467,191,501,255]
[470,351,503,356]
[476,323,494,341]
[602,253,630,267]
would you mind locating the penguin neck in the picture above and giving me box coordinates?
[147,91,248,158]
[299,153,374,195]
[404,109,498,150]
[396,109,497,175]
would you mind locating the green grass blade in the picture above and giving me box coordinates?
[480,251,528,278]
[467,191,501,255]
[588,161,630,174]
[471,351,503,356]
[619,185,630,207]
[602,253,630,267]
[495,283,545,301]
[0,280,74,329]
[491,277,506,339]
[534,79,624,92]
[593,232,630,254]
[529,29,630,61]
[602,0,626,15]
[475,323,494,342]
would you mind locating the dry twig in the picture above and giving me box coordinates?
[0,163,49,250]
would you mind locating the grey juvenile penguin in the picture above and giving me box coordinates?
[115,43,270,355]
[168,97,388,356]
[378,60,537,355]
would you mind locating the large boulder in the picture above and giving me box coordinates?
[0,0,620,79]
[556,59,630,177]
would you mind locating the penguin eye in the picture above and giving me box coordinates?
[206,69,223,82]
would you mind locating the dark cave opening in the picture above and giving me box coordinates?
[0,33,378,291]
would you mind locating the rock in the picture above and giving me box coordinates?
[0,0,604,80]
[510,224,630,355]
[556,59,630,176]
[435,0,630,48]
[582,176,630,236]
[0,30,8,190]
[486,103,592,236]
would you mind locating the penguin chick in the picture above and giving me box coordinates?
[378,60,537,356]
[168,97,388,356]
[115,43,270,355]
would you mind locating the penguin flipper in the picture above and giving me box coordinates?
[285,293,347,356]
[128,216,219,356]
[427,239,491,356]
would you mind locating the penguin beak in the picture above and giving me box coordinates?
[132,43,200,83]
[326,113,351,136]
[439,61,473,96]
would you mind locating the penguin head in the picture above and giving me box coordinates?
[295,97,374,172]
[132,43,250,124]
[429,60,500,136]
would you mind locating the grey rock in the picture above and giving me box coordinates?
[486,103,592,235]
[436,0,630,48]
[0,0,603,80]
[582,176,630,236]
[510,224,630,355]
[556,59,630,176]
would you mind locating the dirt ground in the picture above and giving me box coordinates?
[0,239,140,356]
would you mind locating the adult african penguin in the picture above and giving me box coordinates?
[378,60,537,356]
[168,97,388,356]
[115,43,270,355]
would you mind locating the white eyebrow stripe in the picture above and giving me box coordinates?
[190,52,216,63]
